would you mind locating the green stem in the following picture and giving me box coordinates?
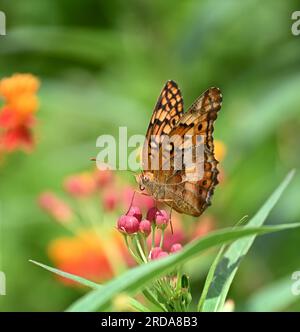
[151,224,156,248]
[141,234,149,259]
[124,235,142,264]
[134,235,147,263]
[159,229,165,248]
[175,268,182,293]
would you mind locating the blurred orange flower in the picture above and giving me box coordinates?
[48,230,129,285]
[0,73,40,152]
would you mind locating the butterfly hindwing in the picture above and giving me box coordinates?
[162,87,222,215]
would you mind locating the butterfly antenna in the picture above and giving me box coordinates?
[90,157,96,161]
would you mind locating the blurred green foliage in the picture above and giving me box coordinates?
[0,0,300,311]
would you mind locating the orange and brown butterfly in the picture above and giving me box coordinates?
[136,80,222,217]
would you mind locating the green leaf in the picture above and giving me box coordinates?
[197,245,226,311]
[30,260,152,312]
[197,215,249,311]
[30,260,100,289]
[66,223,300,312]
[201,170,295,312]
[242,275,300,312]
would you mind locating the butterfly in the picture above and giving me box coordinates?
[136,80,222,217]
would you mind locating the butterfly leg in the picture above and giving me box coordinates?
[125,190,136,214]
[169,203,174,235]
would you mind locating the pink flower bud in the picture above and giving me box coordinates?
[155,210,169,229]
[127,206,142,222]
[117,215,139,235]
[146,207,159,223]
[146,208,169,228]
[139,219,151,237]
[170,243,182,253]
[117,215,127,232]
[149,247,163,260]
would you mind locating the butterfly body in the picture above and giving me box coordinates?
[138,80,222,217]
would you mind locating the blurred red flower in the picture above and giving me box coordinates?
[0,74,40,153]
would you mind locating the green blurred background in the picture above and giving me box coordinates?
[0,0,300,311]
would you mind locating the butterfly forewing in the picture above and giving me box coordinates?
[142,80,184,171]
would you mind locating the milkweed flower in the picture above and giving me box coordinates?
[0,73,40,152]
[117,206,184,263]
[117,215,140,234]
[139,219,151,237]
[127,206,142,222]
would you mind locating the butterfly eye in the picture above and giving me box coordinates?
[143,175,149,183]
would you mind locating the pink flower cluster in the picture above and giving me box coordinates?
[117,206,169,235]
[117,206,182,261]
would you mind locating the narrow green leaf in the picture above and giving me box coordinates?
[66,223,300,312]
[30,260,100,289]
[197,215,249,311]
[201,170,295,312]
[197,246,226,311]
[30,260,152,312]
